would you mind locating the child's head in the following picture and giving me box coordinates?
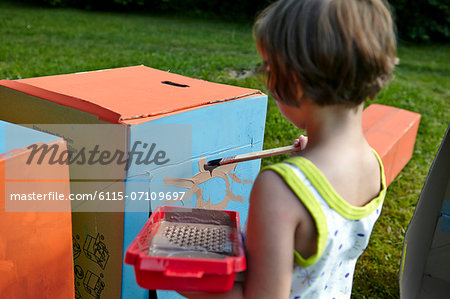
[254,0,397,107]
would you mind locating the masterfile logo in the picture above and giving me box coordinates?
[26,141,171,170]
[4,123,192,212]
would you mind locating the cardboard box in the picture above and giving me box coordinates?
[362,104,421,186]
[400,125,450,298]
[0,65,268,299]
[0,120,74,298]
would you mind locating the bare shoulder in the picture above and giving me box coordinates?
[248,169,318,261]
[305,145,382,207]
[249,169,308,223]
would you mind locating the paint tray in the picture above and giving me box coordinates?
[124,206,246,292]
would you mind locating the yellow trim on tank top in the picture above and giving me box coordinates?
[262,163,328,268]
[284,149,386,220]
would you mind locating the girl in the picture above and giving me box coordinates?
[182,0,396,297]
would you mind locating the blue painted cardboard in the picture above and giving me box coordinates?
[122,96,267,299]
[0,120,60,153]
[440,201,450,233]
[442,200,450,216]
[440,215,450,234]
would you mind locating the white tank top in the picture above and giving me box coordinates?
[263,150,386,299]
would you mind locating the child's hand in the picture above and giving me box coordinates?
[293,135,308,151]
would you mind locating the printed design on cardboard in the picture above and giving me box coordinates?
[163,158,252,210]
[74,265,84,280]
[83,233,110,270]
[74,233,109,298]
[73,235,81,259]
[74,265,106,299]
[83,270,105,298]
[75,288,82,299]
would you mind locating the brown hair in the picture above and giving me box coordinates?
[254,0,397,107]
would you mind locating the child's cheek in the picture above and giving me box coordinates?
[276,100,306,130]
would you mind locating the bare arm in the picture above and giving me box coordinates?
[180,170,299,299]
[244,170,296,298]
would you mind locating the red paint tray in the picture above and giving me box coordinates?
[124,206,246,292]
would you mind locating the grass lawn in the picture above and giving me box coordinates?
[1,2,449,298]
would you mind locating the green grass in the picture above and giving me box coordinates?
[1,3,449,298]
[0,2,260,80]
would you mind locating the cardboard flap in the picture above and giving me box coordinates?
[400,125,450,298]
[0,66,261,124]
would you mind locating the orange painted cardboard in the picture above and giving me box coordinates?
[0,65,260,124]
[0,124,74,298]
[362,104,421,186]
